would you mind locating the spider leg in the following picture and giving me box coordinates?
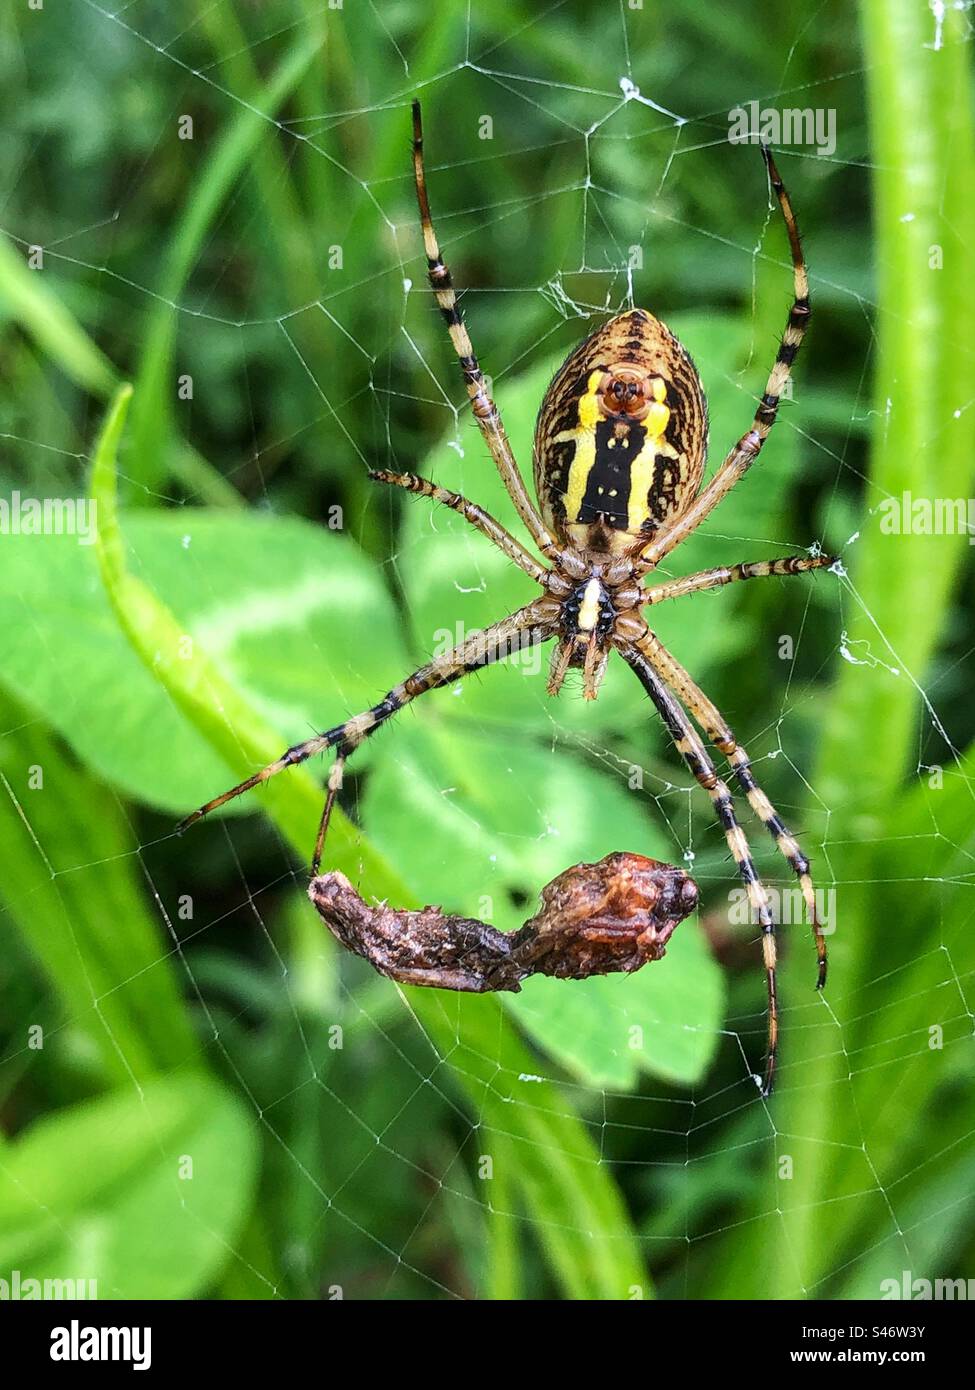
[368,468,548,584]
[636,630,827,990]
[312,751,346,875]
[178,603,555,861]
[411,100,562,564]
[620,636,780,1097]
[643,551,834,606]
[635,145,809,575]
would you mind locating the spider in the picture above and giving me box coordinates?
[179,101,834,1097]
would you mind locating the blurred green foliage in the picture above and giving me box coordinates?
[0,0,973,1300]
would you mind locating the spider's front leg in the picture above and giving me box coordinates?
[634,145,810,576]
[411,100,562,566]
[178,602,557,871]
[619,635,782,1096]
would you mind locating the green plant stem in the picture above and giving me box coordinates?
[706,0,975,1297]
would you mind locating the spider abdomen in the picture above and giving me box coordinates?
[532,308,708,554]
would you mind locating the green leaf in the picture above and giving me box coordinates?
[0,489,409,820]
[512,923,722,1089]
[87,385,398,885]
[0,520,230,815]
[0,1074,258,1299]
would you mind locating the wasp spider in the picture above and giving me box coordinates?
[181,102,834,1097]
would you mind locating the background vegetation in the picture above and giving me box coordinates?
[1,0,973,1299]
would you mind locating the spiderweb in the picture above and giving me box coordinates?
[1,0,974,1301]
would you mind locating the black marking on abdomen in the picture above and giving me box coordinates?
[544,438,575,524]
[577,418,645,528]
[645,453,680,524]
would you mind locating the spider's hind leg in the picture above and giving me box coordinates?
[639,630,828,989]
[621,637,782,1096]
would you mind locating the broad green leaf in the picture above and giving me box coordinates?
[85,386,399,886]
[512,924,723,1089]
[0,1074,258,1299]
[0,506,409,816]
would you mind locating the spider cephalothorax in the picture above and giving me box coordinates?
[180,101,834,1098]
[539,551,645,700]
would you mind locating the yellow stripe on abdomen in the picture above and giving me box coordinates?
[626,382,670,531]
[560,369,603,524]
[564,430,596,523]
[626,433,659,532]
